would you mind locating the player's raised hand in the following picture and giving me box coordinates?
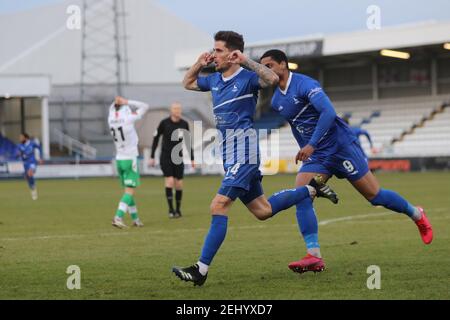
[228,50,247,65]
[197,52,214,67]
[115,96,128,105]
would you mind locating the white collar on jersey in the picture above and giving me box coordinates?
[221,67,244,82]
[279,71,293,95]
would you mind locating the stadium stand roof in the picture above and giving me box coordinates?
[176,21,450,68]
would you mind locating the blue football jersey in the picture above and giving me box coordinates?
[18,140,41,164]
[271,72,356,157]
[197,67,261,165]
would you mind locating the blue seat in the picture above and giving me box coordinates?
[0,134,19,161]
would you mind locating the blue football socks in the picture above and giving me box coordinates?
[199,215,228,265]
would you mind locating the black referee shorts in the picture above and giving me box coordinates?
[160,155,184,179]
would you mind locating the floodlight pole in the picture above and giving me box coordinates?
[79,0,128,141]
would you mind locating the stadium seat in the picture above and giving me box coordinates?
[0,134,19,161]
[259,98,449,159]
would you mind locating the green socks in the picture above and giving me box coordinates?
[129,197,139,221]
[115,193,133,219]
[115,193,140,221]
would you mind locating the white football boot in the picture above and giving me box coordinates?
[112,217,128,229]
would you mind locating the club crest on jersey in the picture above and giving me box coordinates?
[278,105,284,111]
[232,84,239,92]
[293,97,300,104]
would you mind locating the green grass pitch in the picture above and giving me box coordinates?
[0,172,449,299]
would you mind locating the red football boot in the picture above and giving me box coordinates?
[415,207,433,244]
[288,254,325,274]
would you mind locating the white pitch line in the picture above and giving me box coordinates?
[0,208,447,242]
[319,212,392,226]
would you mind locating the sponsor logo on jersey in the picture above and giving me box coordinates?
[109,118,125,125]
[307,87,323,99]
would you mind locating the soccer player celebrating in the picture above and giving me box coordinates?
[109,96,149,228]
[17,133,43,200]
[259,49,433,273]
[149,102,195,219]
[172,31,337,286]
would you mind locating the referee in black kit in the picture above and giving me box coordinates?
[149,102,195,218]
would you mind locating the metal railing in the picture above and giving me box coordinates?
[53,128,97,159]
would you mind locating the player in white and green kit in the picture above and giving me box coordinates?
[108,96,149,228]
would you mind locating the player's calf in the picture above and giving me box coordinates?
[368,189,433,244]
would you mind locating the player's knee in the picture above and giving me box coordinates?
[210,198,230,214]
[165,178,174,188]
[255,212,270,221]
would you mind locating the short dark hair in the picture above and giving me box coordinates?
[21,132,30,139]
[260,49,289,67]
[214,31,245,52]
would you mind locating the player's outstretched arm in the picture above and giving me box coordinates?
[362,129,374,148]
[128,99,150,118]
[183,52,213,91]
[150,122,163,162]
[229,50,279,88]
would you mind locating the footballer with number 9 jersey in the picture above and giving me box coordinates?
[108,96,149,228]
[260,49,433,274]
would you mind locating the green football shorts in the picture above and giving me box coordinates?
[116,158,140,188]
